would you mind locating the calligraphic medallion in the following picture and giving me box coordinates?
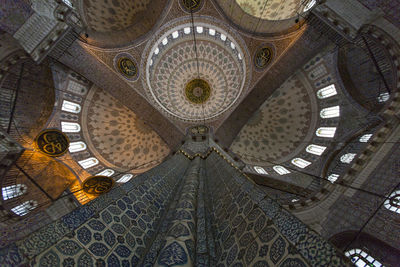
[117,57,137,78]
[34,129,69,157]
[180,0,203,13]
[82,176,114,195]
[185,79,211,104]
[254,45,274,70]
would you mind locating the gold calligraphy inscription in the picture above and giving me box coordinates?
[255,46,273,69]
[35,129,69,157]
[82,176,114,195]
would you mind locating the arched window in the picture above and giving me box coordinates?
[303,0,317,12]
[172,31,179,39]
[317,84,337,99]
[316,127,336,138]
[345,249,383,267]
[359,134,373,143]
[78,157,99,169]
[327,173,339,183]
[117,174,133,183]
[254,166,268,175]
[11,200,38,216]
[273,165,291,175]
[61,122,81,133]
[184,27,191,34]
[384,190,400,214]
[340,153,356,164]
[230,42,236,50]
[62,100,81,114]
[377,92,389,103]
[209,28,216,36]
[162,37,168,46]
[61,0,73,8]
[320,106,340,118]
[291,158,311,169]
[96,169,115,177]
[67,80,87,95]
[69,141,87,153]
[196,26,203,34]
[306,144,327,156]
[220,34,227,41]
[2,184,27,200]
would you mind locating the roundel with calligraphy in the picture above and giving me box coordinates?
[254,44,274,70]
[180,0,203,13]
[34,129,70,157]
[114,53,139,81]
[82,176,114,195]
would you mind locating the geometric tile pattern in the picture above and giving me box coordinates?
[0,147,351,266]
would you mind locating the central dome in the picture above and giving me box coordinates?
[143,19,247,122]
[185,78,211,104]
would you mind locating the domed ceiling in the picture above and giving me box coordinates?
[143,20,249,123]
[235,0,315,20]
[231,69,317,165]
[82,85,170,172]
[78,0,168,47]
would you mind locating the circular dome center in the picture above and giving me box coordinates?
[185,79,211,104]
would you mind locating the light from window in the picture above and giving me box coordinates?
[377,92,389,103]
[273,165,291,175]
[11,200,38,216]
[67,80,87,95]
[172,31,179,39]
[320,106,340,118]
[303,0,317,12]
[196,26,203,34]
[62,0,73,8]
[162,38,168,46]
[327,173,339,183]
[317,84,337,99]
[291,199,299,202]
[238,53,242,60]
[2,184,27,200]
[117,174,133,183]
[340,153,356,164]
[184,27,191,34]
[154,47,160,55]
[62,100,81,114]
[306,144,326,156]
[78,157,99,169]
[97,169,115,177]
[359,134,373,143]
[61,121,81,133]
[291,158,311,168]
[220,34,227,41]
[69,141,86,153]
[254,166,268,175]
[345,249,383,267]
[209,28,216,36]
[150,59,153,66]
[316,127,336,138]
[230,42,236,50]
[384,190,400,214]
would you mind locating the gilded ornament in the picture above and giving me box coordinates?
[82,176,114,195]
[255,45,274,69]
[34,129,69,157]
[185,79,211,104]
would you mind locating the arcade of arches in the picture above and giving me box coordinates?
[0,0,399,266]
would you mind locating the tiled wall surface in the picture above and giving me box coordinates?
[0,149,351,266]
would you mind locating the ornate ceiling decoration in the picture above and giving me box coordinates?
[82,85,170,172]
[231,73,316,165]
[235,0,314,21]
[142,17,249,123]
[77,0,170,47]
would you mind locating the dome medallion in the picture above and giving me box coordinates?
[142,18,249,122]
